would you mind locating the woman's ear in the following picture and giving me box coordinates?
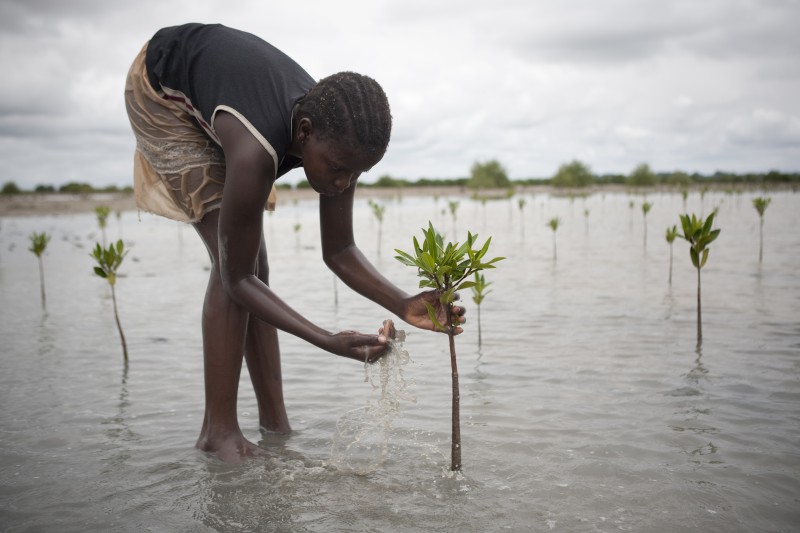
[297,117,313,144]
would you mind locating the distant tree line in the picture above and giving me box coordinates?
[1,181,134,195]
[2,161,797,196]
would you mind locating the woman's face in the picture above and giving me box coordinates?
[301,133,383,196]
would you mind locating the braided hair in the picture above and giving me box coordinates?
[296,72,392,157]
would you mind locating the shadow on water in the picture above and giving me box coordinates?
[37,312,55,357]
[101,362,137,468]
[668,341,721,464]
[685,342,708,386]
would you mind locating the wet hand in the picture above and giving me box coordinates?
[328,320,395,364]
[404,290,466,335]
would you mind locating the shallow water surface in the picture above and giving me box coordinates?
[1,190,799,532]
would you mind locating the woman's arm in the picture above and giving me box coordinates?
[319,184,410,316]
[320,186,465,334]
[213,111,389,361]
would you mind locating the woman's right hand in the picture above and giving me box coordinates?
[326,320,394,364]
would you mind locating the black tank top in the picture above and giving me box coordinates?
[145,23,315,177]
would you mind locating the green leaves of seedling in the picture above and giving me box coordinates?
[471,272,491,306]
[679,212,720,270]
[665,225,679,244]
[91,239,129,362]
[368,198,386,223]
[395,222,504,332]
[29,231,51,310]
[752,196,771,217]
[29,231,50,257]
[92,239,127,286]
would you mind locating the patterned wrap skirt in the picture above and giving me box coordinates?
[124,42,276,223]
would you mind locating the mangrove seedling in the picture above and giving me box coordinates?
[92,240,129,362]
[583,208,590,236]
[394,222,504,471]
[679,212,721,344]
[752,196,771,263]
[368,199,386,257]
[470,271,492,348]
[547,216,560,261]
[115,210,123,240]
[293,222,301,249]
[447,200,459,238]
[95,205,111,247]
[665,225,679,286]
[641,201,653,247]
[628,200,635,230]
[28,231,51,310]
[517,197,527,239]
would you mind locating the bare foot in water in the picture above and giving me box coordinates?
[196,432,267,464]
[258,408,292,436]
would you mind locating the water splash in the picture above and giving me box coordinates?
[330,331,416,473]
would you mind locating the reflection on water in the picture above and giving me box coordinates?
[1,190,799,531]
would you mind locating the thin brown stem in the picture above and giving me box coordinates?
[447,306,461,471]
[668,244,673,286]
[696,266,702,343]
[111,284,129,362]
[37,256,46,310]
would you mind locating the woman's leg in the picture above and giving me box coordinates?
[193,209,265,462]
[245,238,291,434]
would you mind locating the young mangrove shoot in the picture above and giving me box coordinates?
[394,222,504,471]
[368,199,386,257]
[752,196,771,263]
[641,201,653,248]
[547,216,560,261]
[95,205,111,247]
[471,272,492,348]
[293,223,301,249]
[28,231,51,310]
[92,240,129,362]
[584,208,590,236]
[628,200,635,230]
[448,200,459,238]
[517,197,527,239]
[679,212,721,344]
[665,225,679,287]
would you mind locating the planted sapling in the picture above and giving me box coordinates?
[665,225,679,286]
[395,222,504,471]
[584,208,590,236]
[641,201,653,248]
[470,272,492,348]
[679,212,721,344]
[95,205,111,247]
[448,200,459,238]
[92,239,129,362]
[752,196,771,263]
[628,200,635,230]
[547,216,560,261]
[293,223,302,249]
[517,197,527,239]
[28,231,51,310]
[368,199,386,257]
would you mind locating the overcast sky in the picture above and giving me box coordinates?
[1,0,798,189]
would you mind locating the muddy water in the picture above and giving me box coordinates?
[1,189,798,532]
